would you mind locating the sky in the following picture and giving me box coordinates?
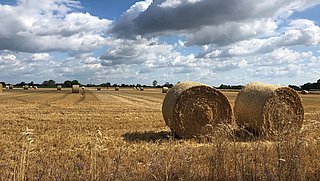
[0,0,319,86]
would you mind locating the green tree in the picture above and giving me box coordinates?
[71,80,80,85]
[152,80,158,87]
[48,80,55,86]
[63,80,72,87]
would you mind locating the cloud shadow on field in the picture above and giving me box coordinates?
[123,131,175,143]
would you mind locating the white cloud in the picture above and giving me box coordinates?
[32,53,51,61]
[199,19,320,58]
[111,0,320,46]
[0,0,111,54]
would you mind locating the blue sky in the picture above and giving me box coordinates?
[0,0,319,86]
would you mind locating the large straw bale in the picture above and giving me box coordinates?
[72,85,80,93]
[162,82,233,139]
[234,82,304,138]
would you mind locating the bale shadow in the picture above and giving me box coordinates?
[123,131,175,143]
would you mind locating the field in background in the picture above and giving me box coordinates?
[0,88,319,180]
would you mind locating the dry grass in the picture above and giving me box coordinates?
[0,88,319,180]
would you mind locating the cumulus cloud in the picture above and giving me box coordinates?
[32,53,51,61]
[0,0,111,54]
[198,19,320,58]
[100,37,174,66]
[111,0,320,46]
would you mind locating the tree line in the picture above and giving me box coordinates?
[1,79,319,90]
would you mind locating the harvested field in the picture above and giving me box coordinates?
[0,88,319,180]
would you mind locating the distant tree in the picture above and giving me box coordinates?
[317,79,320,84]
[64,80,72,87]
[42,81,49,86]
[289,85,301,91]
[136,84,141,87]
[152,80,158,87]
[71,80,79,85]
[112,84,118,87]
[48,80,55,86]
[163,82,174,88]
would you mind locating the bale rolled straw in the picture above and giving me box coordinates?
[72,85,80,93]
[234,82,304,138]
[97,87,101,91]
[9,84,13,89]
[162,87,169,93]
[140,87,144,91]
[115,87,119,91]
[57,85,62,90]
[23,85,29,90]
[162,82,233,139]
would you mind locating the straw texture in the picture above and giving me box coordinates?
[234,82,304,138]
[162,82,233,138]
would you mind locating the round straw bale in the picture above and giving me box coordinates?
[72,85,80,93]
[162,82,233,139]
[140,87,144,91]
[234,82,304,138]
[81,86,85,90]
[57,85,62,90]
[97,87,101,91]
[162,87,169,93]
[301,90,308,94]
[5,85,9,89]
[9,84,13,89]
[23,85,29,90]
[115,87,119,91]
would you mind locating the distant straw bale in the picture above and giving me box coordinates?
[23,85,29,90]
[57,85,62,90]
[162,87,169,93]
[162,82,233,139]
[9,84,13,89]
[72,85,80,93]
[140,87,144,91]
[97,87,101,91]
[301,90,308,94]
[234,82,304,138]
[115,87,120,91]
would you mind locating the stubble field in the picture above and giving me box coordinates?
[0,88,319,180]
